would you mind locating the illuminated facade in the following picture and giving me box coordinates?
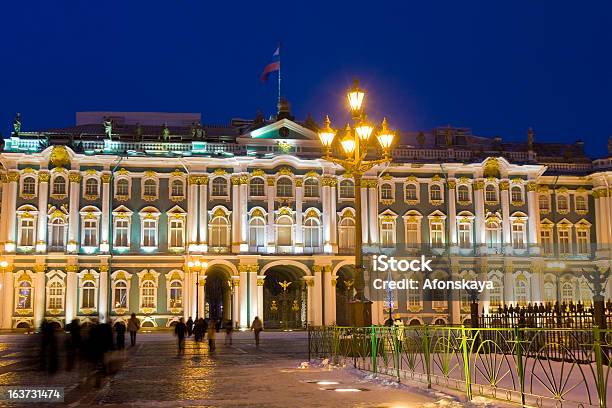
[0,110,610,329]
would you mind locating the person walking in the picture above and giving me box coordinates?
[223,319,234,345]
[174,318,187,355]
[186,316,194,337]
[251,316,263,347]
[193,318,203,342]
[115,322,126,350]
[127,313,140,347]
[206,319,216,352]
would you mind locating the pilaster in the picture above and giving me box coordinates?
[36,172,50,253]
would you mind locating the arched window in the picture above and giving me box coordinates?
[405,184,417,201]
[85,178,99,196]
[380,183,393,200]
[561,281,574,303]
[82,281,96,309]
[485,185,497,202]
[575,196,587,211]
[114,281,128,309]
[143,179,157,197]
[579,281,592,307]
[212,178,228,196]
[116,179,129,196]
[339,180,354,198]
[170,180,184,198]
[303,217,321,251]
[515,278,528,306]
[511,186,522,202]
[48,281,64,310]
[457,185,469,202]
[538,195,550,211]
[22,176,36,195]
[304,179,319,198]
[429,185,442,201]
[141,281,155,308]
[543,282,555,303]
[48,217,66,249]
[169,281,182,308]
[557,195,568,211]
[489,276,502,310]
[276,178,293,198]
[210,216,230,248]
[249,217,266,249]
[16,281,32,309]
[52,175,67,196]
[276,215,293,246]
[338,216,355,251]
[249,178,265,197]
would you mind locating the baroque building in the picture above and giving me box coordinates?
[0,109,610,330]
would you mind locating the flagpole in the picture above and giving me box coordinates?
[277,42,281,107]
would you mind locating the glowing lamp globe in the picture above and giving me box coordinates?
[341,135,356,156]
[356,121,373,142]
[318,115,336,148]
[377,117,394,150]
[347,79,365,113]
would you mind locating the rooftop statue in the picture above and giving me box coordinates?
[103,118,113,140]
[13,113,21,135]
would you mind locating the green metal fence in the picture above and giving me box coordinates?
[308,325,612,408]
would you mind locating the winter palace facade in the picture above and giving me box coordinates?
[0,109,610,330]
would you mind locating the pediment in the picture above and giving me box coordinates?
[246,119,317,140]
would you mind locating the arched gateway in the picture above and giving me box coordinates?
[204,265,232,321]
[263,265,307,329]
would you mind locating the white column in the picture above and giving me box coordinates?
[322,179,331,251]
[5,171,19,251]
[256,276,265,326]
[360,180,369,244]
[305,277,314,325]
[249,272,258,322]
[448,180,457,247]
[65,267,77,323]
[199,179,208,251]
[232,277,240,327]
[231,177,241,253]
[34,269,46,329]
[191,271,198,318]
[474,180,486,246]
[239,178,248,251]
[595,194,602,250]
[323,267,334,325]
[330,276,337,324]
[67,172,81,251]
[183,269,191,321]
[602,192,611,245]
[500,181,511,249]
[239,269,249,328]
[330,182,338,253]
[0,273,4,328]
[267,179,275,252]
[2,271,14,329]
[36,173,49,253]
[530,270,543,304]
[503,270,514,306]
[527,183,540,254]
[0,177,8,248]
[100,173,110,252]
[368,182,379,244]
[295,181,304,251]
[479,267,490,313]
[198,277,205,318]
[187,177,199,249]
[313,270,322,326]
[98,265,108,322]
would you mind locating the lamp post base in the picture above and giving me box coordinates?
[349,299,373,327]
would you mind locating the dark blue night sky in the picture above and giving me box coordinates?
[1,1,610,156]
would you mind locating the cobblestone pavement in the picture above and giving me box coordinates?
[0,331,442,407]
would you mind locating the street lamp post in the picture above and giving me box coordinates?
[318,79,395,327]
[187,259,207,319]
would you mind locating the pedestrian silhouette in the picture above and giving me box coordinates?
[186,316,194,337]
[127,313,140,347]
[39,319,58,375]
[251,317,263,347]
[207,319,216,352]
[115,321,126,350]
[65,318,81,371]
[174,318,187,355]
[223,319,234,345]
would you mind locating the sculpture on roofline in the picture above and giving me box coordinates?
[103,118,113,140]
[13,113,21,135]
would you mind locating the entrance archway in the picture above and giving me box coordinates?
[335,265,355,326]
[205,267,231,321]
[264,266,306,329]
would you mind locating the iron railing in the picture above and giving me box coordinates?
[308,325,612,408]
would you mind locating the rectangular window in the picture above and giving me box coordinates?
[381,222,395,248]
[458,223,471,248]
[83,219,98,247]
[20,219,35,246]
[142,220,157,247]
[115,219,129,247]
[169,220,184,247]
[114,284,127,309]
[576,229,589,254]
[406,223,419,248]
[512,224,525,249]
[558,229,571,254]
[430,223,444,248]
[540,229,553,255]
[49,222,66,249]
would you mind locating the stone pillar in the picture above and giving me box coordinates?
[330,276,337,323]
[67,172,81,252]
[295,180,304,252]
[330,181,338,253]
[450,267,461,324]
[322,266,334,325]
[0,175,8,249]
[191,271,198,318]
[34,265,46,329]
[368,181,379,244]
[187,176,199,250]
[36,172,50,253]
[530,266,543,304]
[257,276,265,326]
[231,276,240,327]
[5,171,19,251]
[500,180,511,249]
[473,180,485,247]
[100,173,111,252]
[321,177,331,251]
[239,176,248,251]
[231,176,241,253]
[594,193,602,250]
[239,267,249,328]
[600,190,611,245]
[2,269,14,329]
[198,277,205,318]
[360,179,369,244]
[200,176,208,251]
[266,178,275,252]
[183,268,191,321]
[526,182,540,254]
[313,269,323,326]
[478,265,490,314]
[304,276,315,325]
[98,264,109,322]
[448,180,457,247]
[65,264,78,323]
[503,268,514,306]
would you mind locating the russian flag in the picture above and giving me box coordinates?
[260,47,280,82]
